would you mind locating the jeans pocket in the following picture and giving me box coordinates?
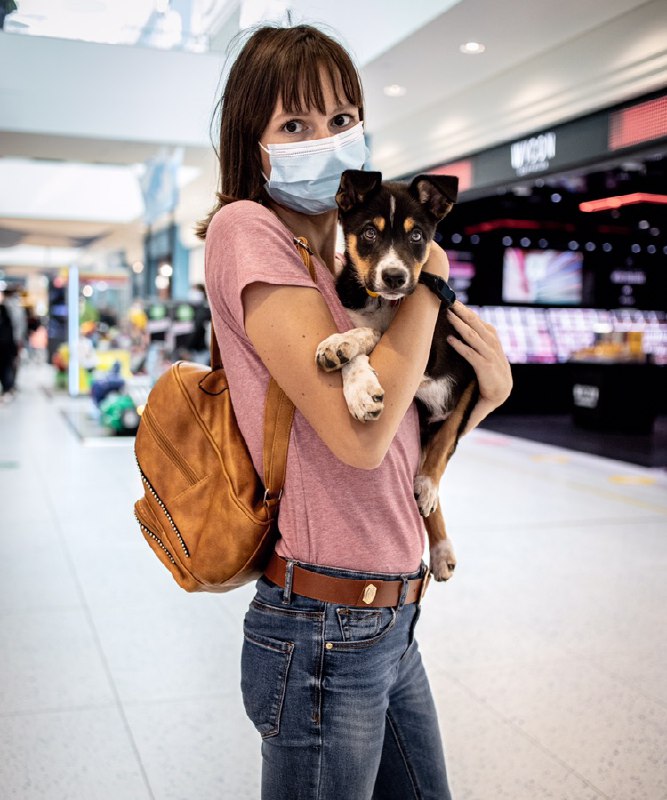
[336,607,382,642]
[330,606,397,650]
[241,631,294,738]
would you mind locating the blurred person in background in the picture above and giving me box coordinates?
[0,291,18,400]
[0,1,17,31]
[1,287,26,393]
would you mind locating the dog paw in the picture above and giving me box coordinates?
[429,539,456,582]
[342,356,385,421]
[414,474,439,516]
[316,333,357,372]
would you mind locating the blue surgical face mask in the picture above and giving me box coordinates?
[259,122,369,215]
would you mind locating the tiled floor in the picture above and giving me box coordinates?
[1,363,666,800]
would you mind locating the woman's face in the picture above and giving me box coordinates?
[259,68,361,179]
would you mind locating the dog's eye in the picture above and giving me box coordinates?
[410,229,423,242]
[362,227,377,242]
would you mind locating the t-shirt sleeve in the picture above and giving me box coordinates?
[204,200,317,335]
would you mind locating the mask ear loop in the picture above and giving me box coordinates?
[258,142,270,183]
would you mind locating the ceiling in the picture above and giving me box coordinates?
[0,0,665,272]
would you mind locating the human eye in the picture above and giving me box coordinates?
[281,119,306,134]
[331,113,355,129]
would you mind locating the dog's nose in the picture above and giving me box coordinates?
[381,269,407,290]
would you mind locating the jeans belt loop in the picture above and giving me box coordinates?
[397,575,410,610]
[282,560,294,605]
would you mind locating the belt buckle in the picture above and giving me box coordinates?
[418,570,431,604]
[362,583,377,605]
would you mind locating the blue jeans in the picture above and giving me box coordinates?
[240,560,452,799]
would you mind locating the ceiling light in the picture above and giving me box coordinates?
[383,84,407,98]
[460,42,485,54]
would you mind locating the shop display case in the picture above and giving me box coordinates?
[468,306,667,365]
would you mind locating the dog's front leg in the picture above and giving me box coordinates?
[340,355,385,421]
[316,327,381,372]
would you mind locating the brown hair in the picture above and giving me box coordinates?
[195,24,364,240]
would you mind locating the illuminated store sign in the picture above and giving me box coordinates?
[417,91,665,195]
[510,132,556,176]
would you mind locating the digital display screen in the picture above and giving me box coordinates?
[502,248,583,305]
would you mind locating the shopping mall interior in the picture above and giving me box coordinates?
[0,2,666,799]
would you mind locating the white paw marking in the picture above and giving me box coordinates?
[429,539,457,582]
[316,332,358,371]
[341,356,384,422]
[414,474,439,516]
[316,328,381,372]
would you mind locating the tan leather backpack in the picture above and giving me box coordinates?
[133,236,315,592]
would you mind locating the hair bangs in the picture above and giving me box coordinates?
[279,39,363,117]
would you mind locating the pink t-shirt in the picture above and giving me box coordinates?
[204,200,425,574]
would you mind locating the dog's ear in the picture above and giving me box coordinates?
[336,170,383,213]
[409,174,458,220]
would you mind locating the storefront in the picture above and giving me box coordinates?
[409,90,667,443]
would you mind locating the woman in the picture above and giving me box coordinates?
[0,296,17,399]
[199,23,511,799]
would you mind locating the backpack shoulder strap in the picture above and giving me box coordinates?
[263,236,317,503]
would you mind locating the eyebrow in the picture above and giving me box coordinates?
[274,104,357,119]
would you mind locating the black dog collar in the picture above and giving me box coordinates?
[418,271,457,307]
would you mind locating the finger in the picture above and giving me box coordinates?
[446,334,485,366]
[446,311,492,354]
[448,303,493,338]
[448,309,504,356]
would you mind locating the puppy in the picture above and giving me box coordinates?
[316,170,479,581]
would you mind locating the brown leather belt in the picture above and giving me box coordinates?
[263,553,430,608]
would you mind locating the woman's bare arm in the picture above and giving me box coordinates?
[243,247,449,470]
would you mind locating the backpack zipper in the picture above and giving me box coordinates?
[135,454,190,558]
[134,511,176,565]
[141,406,199,485]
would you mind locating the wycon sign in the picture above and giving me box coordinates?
[510,132,556,177]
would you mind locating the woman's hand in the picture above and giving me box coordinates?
[446,301,512,412]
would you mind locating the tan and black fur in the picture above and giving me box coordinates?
[316,170,479,581]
